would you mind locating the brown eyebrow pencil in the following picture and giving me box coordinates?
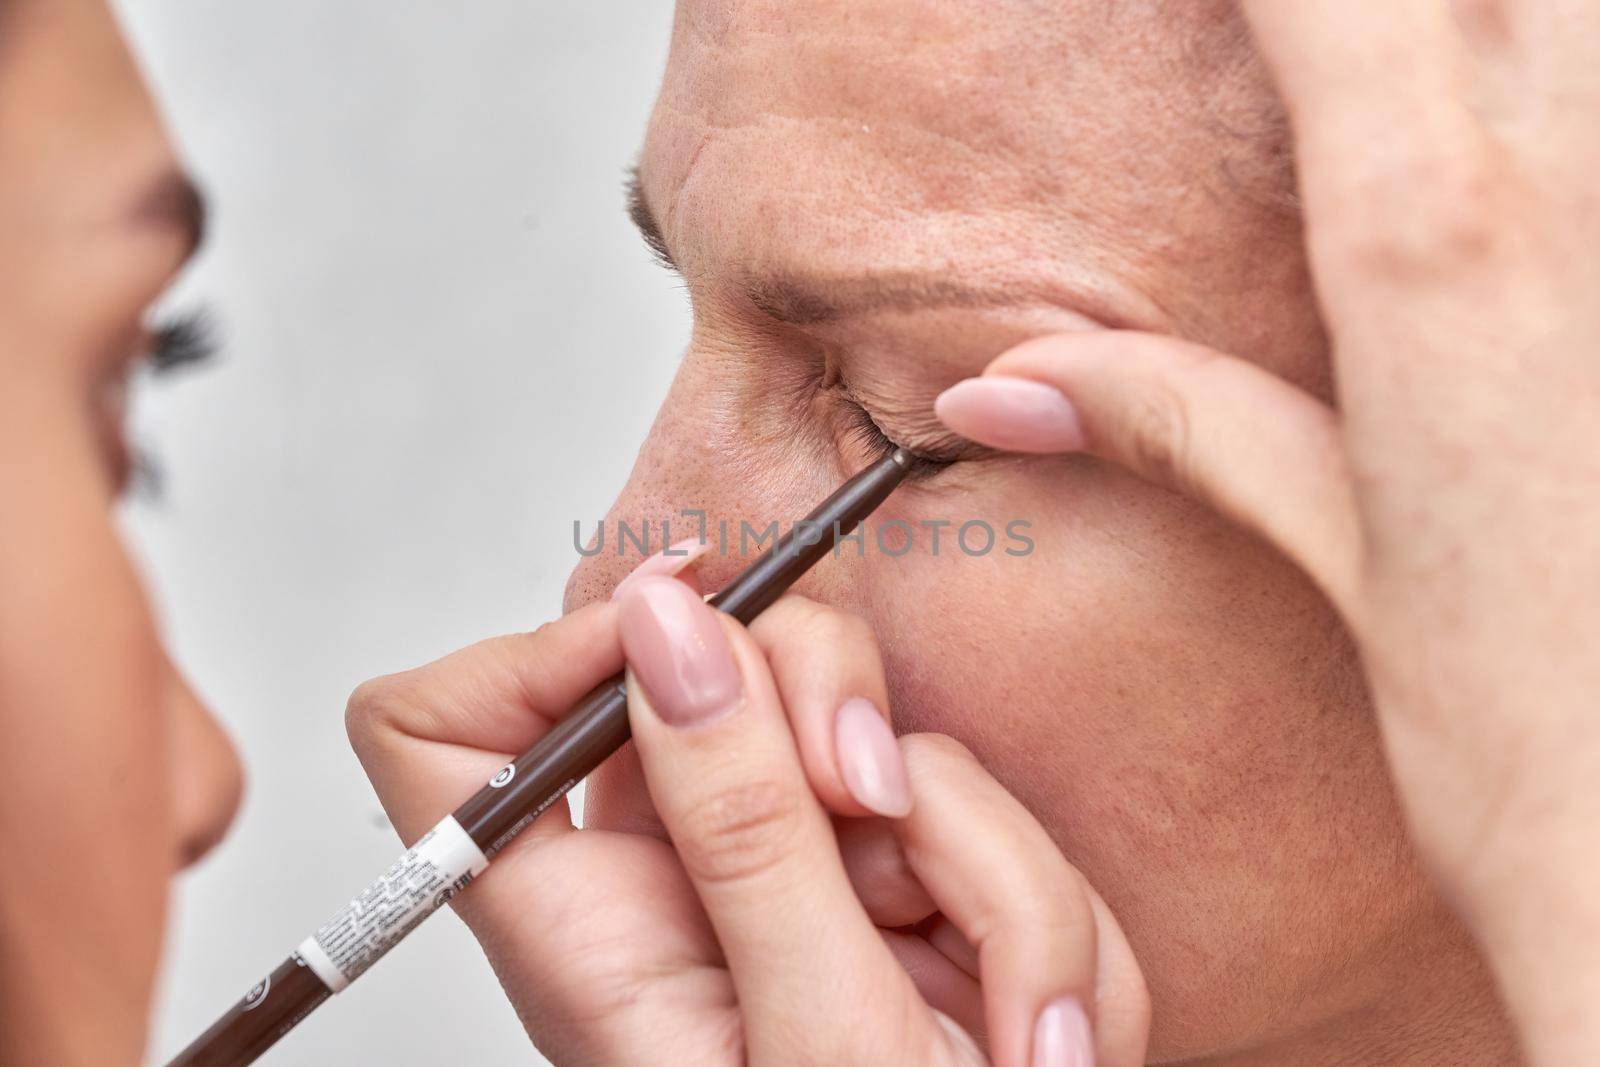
[166,449,912,1067]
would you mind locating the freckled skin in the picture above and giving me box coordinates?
[571,2,1510,1063]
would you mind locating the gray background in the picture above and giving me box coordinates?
[111,4,686,1063]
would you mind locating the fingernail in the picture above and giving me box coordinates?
[934,377,1086,453]
[611,538,711,602]
[1033,997,1094,1067]
[617,576,741,726]
[834,697,912,818]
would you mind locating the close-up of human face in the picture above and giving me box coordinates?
[18,1,1598,1063]
[0,1,241,1062]
[568,2,1482,1062]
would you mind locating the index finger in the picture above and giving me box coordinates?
[346,599,624,840]
[617,577,932,1063]
[1240,0,1482,205]
[893,734,1151,1067]
[1241,1,1471,131]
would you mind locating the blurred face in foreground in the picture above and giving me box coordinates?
[569,1,1503,1062]
[0,1,241,1062]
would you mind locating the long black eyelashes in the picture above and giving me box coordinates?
[128,309,220,500]
[147,309,219,373]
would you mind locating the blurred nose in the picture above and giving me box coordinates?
[165,662,244,868]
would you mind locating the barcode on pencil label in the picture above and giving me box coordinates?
[295,815,489,992]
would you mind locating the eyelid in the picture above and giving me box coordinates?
[835,387,964,477]
[837,383,993,469]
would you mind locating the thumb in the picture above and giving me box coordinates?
[936,331,1364,612]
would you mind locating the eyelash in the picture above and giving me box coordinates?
[124,310,219,500]
[838,394,952,480]
[148,310,219,373]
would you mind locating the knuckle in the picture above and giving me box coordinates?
[758,592,821,622]
[899,732,977,778]
[753,597,882,675]
[504,623,559,677]
[977,880,1095,951]
[795,601,876,651]
[1451,0,1512,37]
[767,595,874,646]
[1325,140,1512,277]
[523,619,561,645]
[343,673,417,753]
[672,777,805,886]
[1023,879,1094,931]
[1119,380,1196,495]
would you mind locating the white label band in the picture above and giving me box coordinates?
[296,815,488,993]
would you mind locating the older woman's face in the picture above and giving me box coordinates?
[569,1,1462,1060]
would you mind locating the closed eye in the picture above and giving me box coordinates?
[837,392,956,480]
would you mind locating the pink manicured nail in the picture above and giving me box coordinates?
[617,576,741,727]
[834,698,912,818]
[935,377,1087,453]
[611,538,711,602]
[1033,997,1094,1067]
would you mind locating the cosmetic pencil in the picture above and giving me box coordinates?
[166,448,912,1067]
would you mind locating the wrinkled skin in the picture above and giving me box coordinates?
[563,2,1511,1063]
[9,2,1583,1065]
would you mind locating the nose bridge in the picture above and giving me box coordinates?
[565,453,852,613]
[562,402,736,613]
[562,354,848,614]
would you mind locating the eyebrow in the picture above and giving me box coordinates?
[626,169,1119,328]
[626,167,675,271]
[136,170,208,257]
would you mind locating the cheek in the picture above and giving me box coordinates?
[840,457,1426,1054]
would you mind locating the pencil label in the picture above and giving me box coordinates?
[296,815,489,993]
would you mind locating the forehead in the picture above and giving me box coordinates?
[639,0,1287,317]
[0,0,178,203]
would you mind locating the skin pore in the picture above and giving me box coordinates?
[567,1,1517,1063]
[0,1,242,1063]
[7,2,1571,1064]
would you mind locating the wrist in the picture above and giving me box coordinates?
[1452,818,1600,1065]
